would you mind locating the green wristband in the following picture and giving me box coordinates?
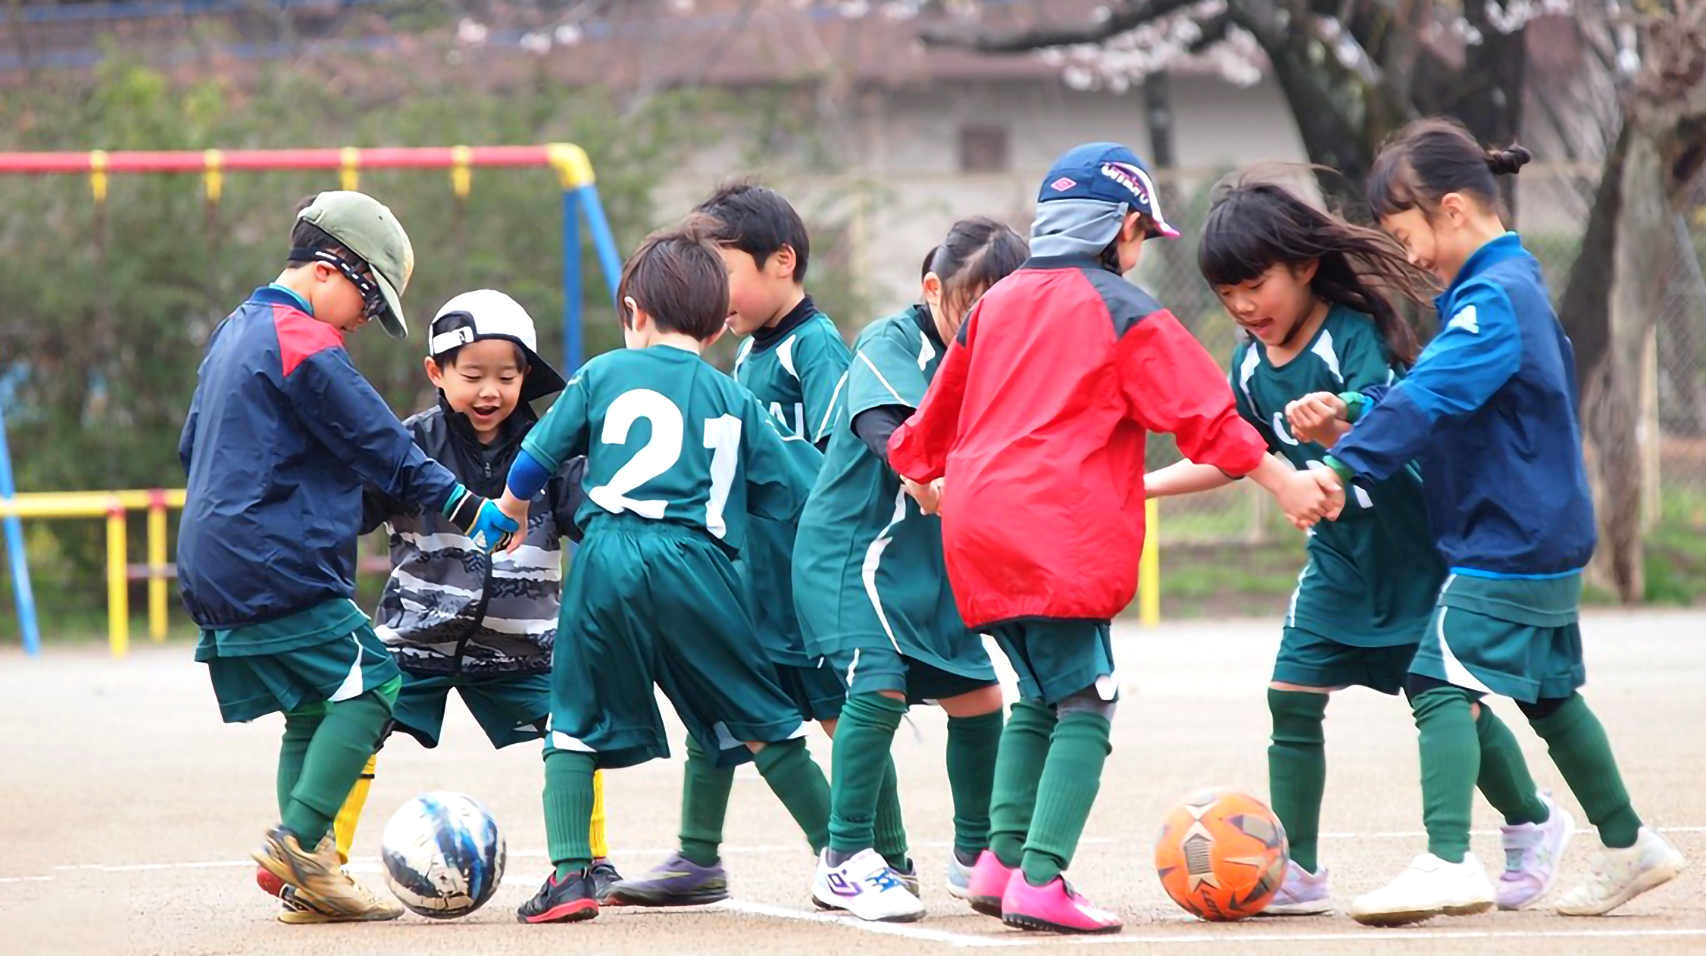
[1338,391,1369,424]
[1322,455,1356,483]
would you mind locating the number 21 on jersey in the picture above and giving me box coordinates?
[586,389,743,538]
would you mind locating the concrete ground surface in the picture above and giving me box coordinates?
[2,610,1702,955]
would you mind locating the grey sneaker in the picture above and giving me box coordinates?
[1555,827,1685,916]
[587,858,624,902]
[601,853,728,907]
[1498,793,1575,910]
[946,849,977,900]
[1260,860,1332,916]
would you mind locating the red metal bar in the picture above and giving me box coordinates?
[0,145,557,175]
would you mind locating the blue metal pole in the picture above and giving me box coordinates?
[577,184,624,306]
[561,186,584,374]
[0,403,41,657]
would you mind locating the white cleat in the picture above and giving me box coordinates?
[811,849,926,923]
[946,850,975,901]
[1349,852,1495,927]
[1555,827,1686,916]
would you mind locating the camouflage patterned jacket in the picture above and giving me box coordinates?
[361,397,583,676]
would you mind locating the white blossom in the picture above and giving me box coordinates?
[520,31,552,54]
[554,23,583,46]
[456,18,489,45]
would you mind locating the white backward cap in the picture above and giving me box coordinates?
[429,289,566,402]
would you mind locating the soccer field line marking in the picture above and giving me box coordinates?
[978,927,1706,948]
[713,899,1003,947]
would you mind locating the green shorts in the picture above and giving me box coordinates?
[987,619,1116,707]
[1273,628,1416,695]
[548,518,806,771]
[390,671,550,749]
[828,646,999,705]
[196,607,401,724]
[1408,572,1586,703]
[776,662,847,722]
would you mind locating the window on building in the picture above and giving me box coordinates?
[958,125,1010,173]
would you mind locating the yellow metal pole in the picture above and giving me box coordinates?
[148,490,168,641]
[1140,498,1161,627]
[107,500,128,657]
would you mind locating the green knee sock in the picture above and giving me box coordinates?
[1474,707,1548,826]
[544,748,597,879]
[1412,686,1480,864]
[678,734,734,867]
[280,682,397,848]
[754,738,832,854]
[1267,689,1328,874]
[873,755,910,871]
[990,699,1055,868]
[1529,694,1642,849]
[827,693,906,859]
[277,709,322,819]
[1020,709,1112,887]
[946,710,1003,859]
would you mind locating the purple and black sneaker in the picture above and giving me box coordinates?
[601,852,729,907]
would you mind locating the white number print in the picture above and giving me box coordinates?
[703,415,742,539]
[586,389,744,538]
[587,389,684,520]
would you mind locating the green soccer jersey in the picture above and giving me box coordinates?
[1231,306,1444,647]
[521,345,819,553]
[735,302,853,446]
[792,306,992,679]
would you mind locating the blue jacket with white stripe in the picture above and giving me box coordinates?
[177,286,461,628]
[1328,233,1596,576]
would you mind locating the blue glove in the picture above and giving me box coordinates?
[442,484,520,553]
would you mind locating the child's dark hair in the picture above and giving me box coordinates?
[928,216,1029,321]
[1368,117,1532,220]
[286,194,357,268]
[617,227,730,341]
[692,181,811,282]
[1199,175,1430,365]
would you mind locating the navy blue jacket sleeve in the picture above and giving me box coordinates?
[285,348,460,513]
[178,391,200,477]
[1332,284,1523,482]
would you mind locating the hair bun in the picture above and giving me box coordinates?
[1485,144,1533,176]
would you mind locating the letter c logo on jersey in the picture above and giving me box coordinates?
[1271,412,1300,446]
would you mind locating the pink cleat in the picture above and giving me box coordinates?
[1000,873,1123,935]
[965,850,1015,918]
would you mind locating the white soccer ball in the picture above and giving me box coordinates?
[380,791,507,919]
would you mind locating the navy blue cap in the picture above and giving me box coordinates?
[1037,142,1179,239]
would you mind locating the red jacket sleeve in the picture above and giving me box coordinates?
[888,306,976,482]
[1119,310,1268,477]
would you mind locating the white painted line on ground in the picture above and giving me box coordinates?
[714,899,1001,947]
[0,876,54,884]
[978,927,1706,948]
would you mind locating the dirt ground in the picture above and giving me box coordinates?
[2,610,1702,956]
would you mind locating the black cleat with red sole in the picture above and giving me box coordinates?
[518,869,601,924]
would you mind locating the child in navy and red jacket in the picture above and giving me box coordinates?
[888,143,1342,934]
[178,191,517,925]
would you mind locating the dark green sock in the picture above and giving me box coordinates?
[1529,694,1642,848]
[946,710,1003,858]
[544,748,597,879]
[828,693,906,857]
[1412,686,1479,864]
[1267,689,1328,874]
[280,682,396,848]
[873,755,910,871]
[1020,709,1112,887]
[277,709,322,819]
[754,737,832,854]
[678,734,734,867]
[990,699,1055,868]
[1474,707,1548,826]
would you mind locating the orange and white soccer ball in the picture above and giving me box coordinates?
[1154,787,1289,921]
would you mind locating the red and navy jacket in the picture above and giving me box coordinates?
[177,286,459,628]
[888,255,1268,627]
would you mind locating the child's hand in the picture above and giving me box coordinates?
[444,485,521,553]
[1286,392,1349,447]
[903,477,942,515]
[1276,468,1343,530]
[495,492,530,553]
